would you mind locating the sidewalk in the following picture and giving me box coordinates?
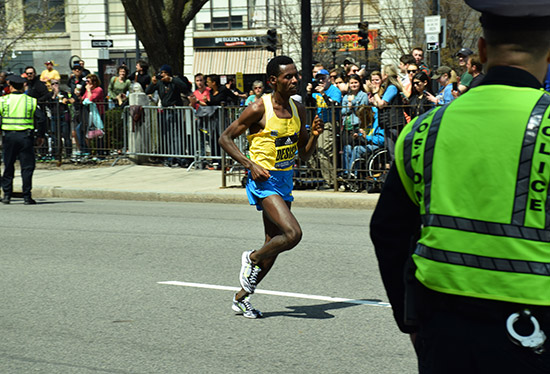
[13,164,379,209]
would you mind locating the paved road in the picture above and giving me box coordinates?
[0,199,416,373]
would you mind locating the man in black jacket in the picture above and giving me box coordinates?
[146,65,191,166]
[24,66,49,103]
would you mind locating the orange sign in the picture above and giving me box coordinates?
[316,30,378,51]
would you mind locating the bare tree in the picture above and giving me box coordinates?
[0,0,65,69]
[120,0,209,74]
[369,0,480,68]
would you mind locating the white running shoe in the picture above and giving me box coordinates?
[232,296,263,319]
[239,250,261,294]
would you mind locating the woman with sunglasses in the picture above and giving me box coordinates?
[407,71,434,120]
[341,74,369,176]
[403,64,418,98]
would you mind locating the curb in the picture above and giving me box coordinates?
[30,186,380,209]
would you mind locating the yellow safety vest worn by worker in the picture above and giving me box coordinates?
[0,93,37,131]
[394,85,550,306]
[247,94,301,171]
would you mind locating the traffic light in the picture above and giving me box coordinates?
[266,29,277,54]
[358,22,369,49]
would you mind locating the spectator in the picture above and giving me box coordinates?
[307,68,342,188]
[345,63,360,76]
[456,47,474,93]
[329,67,342,85]
[334,74,348,95]
[224,77,247,105]
[0,71,9,95]
[467,54,485,89]
[146,65,189,107]
[341,74,370,176]
[79,60,91,77]
[244,80,264,106]
[67,64,86,156]
[146,64,191,167]
[78,74,104,155]
[364,70,383,98]
[48,78,72,157]
[130,60,151,91]
[411,47,430,75]
[40,60,61,91]
[24,66,50,102]
[406,71,434,120]
[342,57,357,69]
[312,62,325,75]
[370,64,406,160]
[403,63,419,98]
[189,73,210,110]
[427,66,456,105]
[398,54,416,95]
[108,65,131,107]
[205,74,238,106]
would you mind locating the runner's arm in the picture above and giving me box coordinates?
[219,101,271,181]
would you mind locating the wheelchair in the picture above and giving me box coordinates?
[346,147,391,193]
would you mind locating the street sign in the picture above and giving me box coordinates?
[426,33,439,43]
[424,15,441,34]
[91,39,114,48]
[427,42,439,52]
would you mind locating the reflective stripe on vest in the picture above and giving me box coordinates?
[396,86,550,305]
[0,94,36,131]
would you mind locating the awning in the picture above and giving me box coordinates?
[193,48,274,75]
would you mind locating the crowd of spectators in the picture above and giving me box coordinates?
[0,48,548,182]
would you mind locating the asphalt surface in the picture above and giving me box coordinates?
[0,200,416,373]
[11,163,380,209]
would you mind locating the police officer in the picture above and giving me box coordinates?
[370,1,550,373]
[1,75,46,205]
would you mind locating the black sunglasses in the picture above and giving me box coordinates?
[408,69,418,73]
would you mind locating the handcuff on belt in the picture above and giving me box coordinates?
[506,309,547,354]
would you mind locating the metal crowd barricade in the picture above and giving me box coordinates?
[123,105,198,169]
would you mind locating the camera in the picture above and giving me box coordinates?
[155,73,162,80]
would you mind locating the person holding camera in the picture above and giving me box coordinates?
[426,66,457,105]
[306,69,342,188]
[146,64,191,166]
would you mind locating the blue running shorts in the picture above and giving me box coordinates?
[246,169,294,210]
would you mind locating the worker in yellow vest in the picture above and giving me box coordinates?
[1,74,46,205]
[371,1,550,372]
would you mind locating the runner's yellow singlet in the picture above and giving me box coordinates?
[247,94,301,171]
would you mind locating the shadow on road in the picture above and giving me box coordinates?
[261,299,383,319]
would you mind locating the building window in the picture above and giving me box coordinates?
[195,0,251,31]
[107,0,134,34]
[311,0,372,26]
[24,0,66,33]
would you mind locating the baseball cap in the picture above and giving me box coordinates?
[432,66,452,79]
[315,69,330,77]
[44,60,53,65]
[456,48,474,57]
[72,63,83,70]
[343,57,357,65]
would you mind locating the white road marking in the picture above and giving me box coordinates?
[157,281,391,308]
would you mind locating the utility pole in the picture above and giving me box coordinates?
[432,0,440,70]
[301,0,312,104]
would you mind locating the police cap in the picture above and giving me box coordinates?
[6,74,26,84]
[465,0,550,30]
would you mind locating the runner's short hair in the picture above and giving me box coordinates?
[267,56,294,78]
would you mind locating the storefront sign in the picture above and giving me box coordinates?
[316,30,378,51]
[194,36,264,48]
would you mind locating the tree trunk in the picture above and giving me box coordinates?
[121,0,208,75]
